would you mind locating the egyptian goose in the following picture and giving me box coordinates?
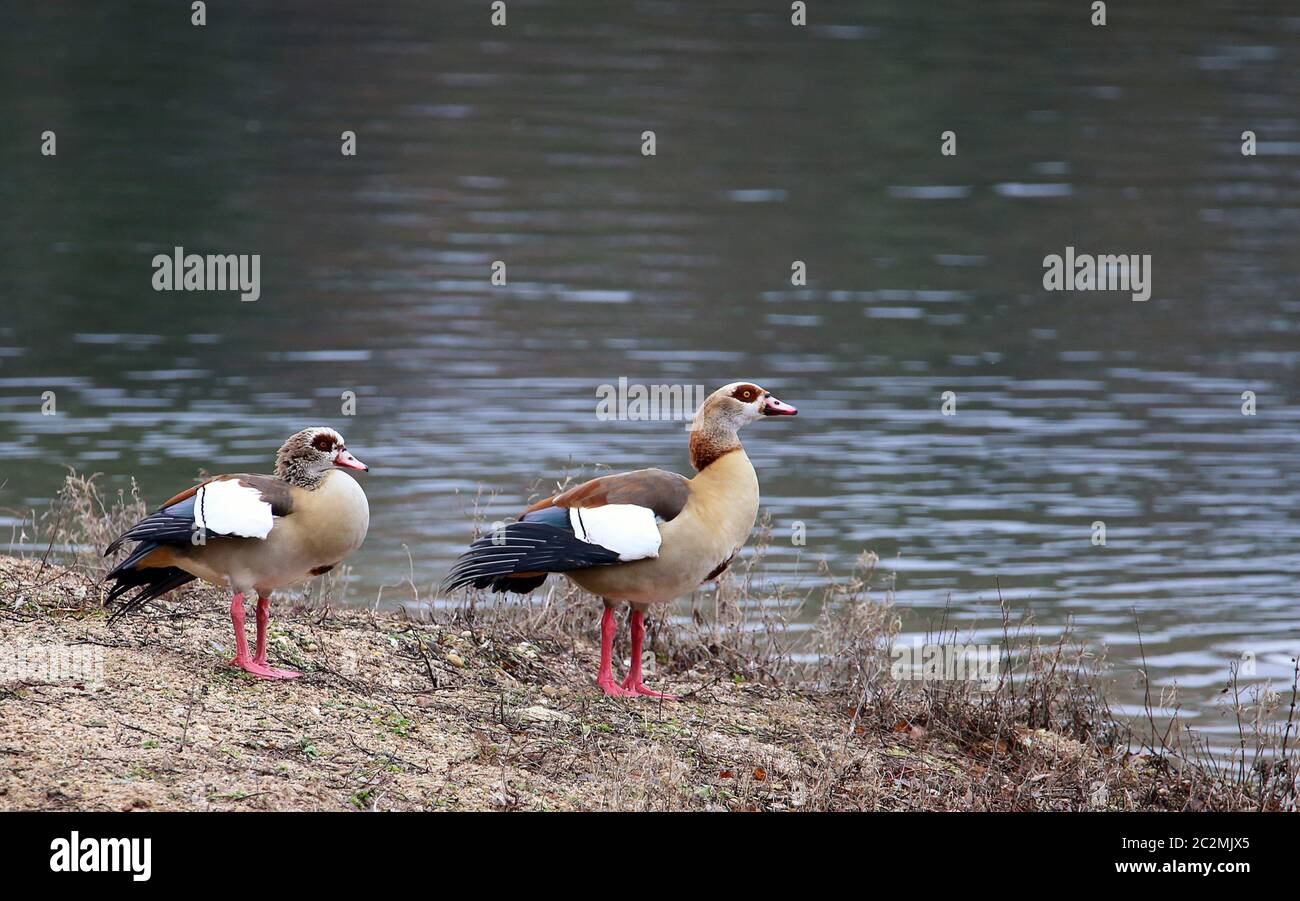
[103,427,371,680]
[442,382,797,698]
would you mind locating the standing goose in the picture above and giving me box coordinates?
[103,427,371,679]
[442,382,797,698]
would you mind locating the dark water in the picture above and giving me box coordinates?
[2,1,1299,745]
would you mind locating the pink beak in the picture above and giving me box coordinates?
[334,449,369,472]
[761,395,798,416]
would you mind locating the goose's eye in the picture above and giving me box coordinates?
[736,387,757,402]
[312,435,335,452]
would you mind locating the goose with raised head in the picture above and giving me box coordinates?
[442,383,797,698]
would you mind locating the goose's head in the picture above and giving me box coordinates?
[696,382,798,430]
[689,382,796,470]
[276,427,369,486]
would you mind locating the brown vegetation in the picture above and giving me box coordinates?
[0,473,1294,811]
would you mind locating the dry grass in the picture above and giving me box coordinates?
[429,515,1299,811]
[402,532,1294,809]
[6,470,148,583]
[3,550,1291,812]
[2,472,1296,811]
[1144,650,1300,812]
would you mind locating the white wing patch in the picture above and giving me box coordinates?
[569,504,661,562]
[195,479,275,539]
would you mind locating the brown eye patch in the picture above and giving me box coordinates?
[312,434,336,452]
[731,384,761,403]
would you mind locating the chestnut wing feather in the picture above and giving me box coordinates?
[105,473,293,556]
[444,469,690,596]
[524,468,690,521]
[157,474,293,518]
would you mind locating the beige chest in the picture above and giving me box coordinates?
[181,470,370,594]
[289,470,371,561]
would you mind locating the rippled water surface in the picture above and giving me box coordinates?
[2,1,1299,745]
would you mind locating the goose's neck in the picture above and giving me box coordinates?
[689,421,742,472]
[276,461,327,490]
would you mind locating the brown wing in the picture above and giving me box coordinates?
[445,469,685,596]
[522,468,690,521]
[105,473,294,558]
[158,473,294,517]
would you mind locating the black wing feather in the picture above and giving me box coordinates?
[102,475,286,620]
[104,567,196,623]
[441,521,621,594]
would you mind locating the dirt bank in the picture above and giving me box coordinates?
[0,555,1266,811]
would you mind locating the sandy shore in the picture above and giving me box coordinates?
[0,554,1254,811]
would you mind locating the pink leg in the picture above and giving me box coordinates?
[227,593,299,680]
[252,595,299,679]
[254,595,268,663]
[621,609,677,700]
[229,593,251,664]
[595,605,629,697]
